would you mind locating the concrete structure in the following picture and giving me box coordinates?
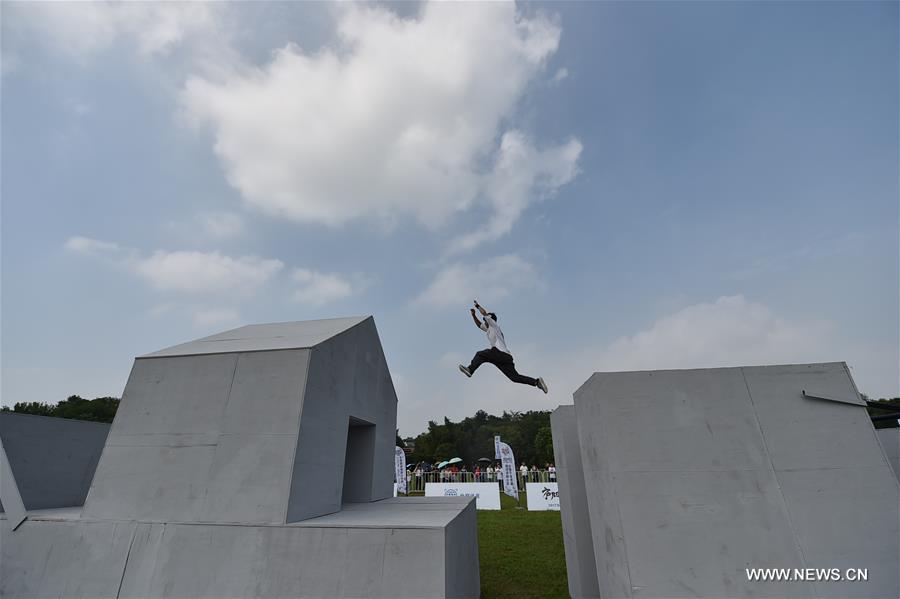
[2,317,479,598]
[553,362,899,599]
[551,406,600,599]
[876,427,900,481]
[0,413,109,511]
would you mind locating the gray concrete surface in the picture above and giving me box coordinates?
[558,362,898,599]
[876,427,899,481]
[288,316,396,521]
[2,497,476,599]
[142,316,368,358]
[83,350,309,524]
[0,413,109,511]
[0,438,27,528]
[3,316,478,598]
[550,406,600,599]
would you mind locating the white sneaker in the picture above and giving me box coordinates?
[537,377,548,394]
[458,364,472,378]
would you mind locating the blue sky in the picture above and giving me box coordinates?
[2,1,897,436]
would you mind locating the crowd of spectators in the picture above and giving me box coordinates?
[404,461,557,491]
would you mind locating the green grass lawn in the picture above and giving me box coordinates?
[476,493,568,598]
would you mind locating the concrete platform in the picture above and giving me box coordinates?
[2,497,479,599]
[553,363,899,599]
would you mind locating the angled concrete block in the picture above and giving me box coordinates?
[550,406,600,599]
[557,363,899,599]
[4,317,478,598]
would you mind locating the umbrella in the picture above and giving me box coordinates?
[436,460,449,469]
[406,463,416,470]
[447,457,463,465]
[476,457,493,464]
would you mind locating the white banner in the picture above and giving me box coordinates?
[494,435,501,459]
[394,446,407,494]
[498,441,518,501]
[526,482,560,511]
[424,482,501,510]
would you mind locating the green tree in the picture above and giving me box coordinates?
[2,395,120,423]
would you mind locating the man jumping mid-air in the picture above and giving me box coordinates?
[458,300,548,394]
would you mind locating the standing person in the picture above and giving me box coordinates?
[458,300,548,393]
[548,463,557,482]
[530,464,538,483]
[519,463,528,488]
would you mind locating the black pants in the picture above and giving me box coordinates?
[468,347,537,386]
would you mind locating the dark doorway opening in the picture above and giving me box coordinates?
[342,416,375,504]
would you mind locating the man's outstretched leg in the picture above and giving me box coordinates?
[493,351,548,394]
[459,349,492,378]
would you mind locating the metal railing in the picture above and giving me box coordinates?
[401,470,557,493]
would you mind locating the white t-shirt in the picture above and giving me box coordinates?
[480,314,510,354]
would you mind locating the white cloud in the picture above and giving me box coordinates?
[291,268,362,306]
[551,67,568,83]
[414,254,539,308]
[7,2,222,61]
[133,250,283,296]
[589,295,833,372]
[182,2,580,251]
[64,236,283,297]
[447,131,582,254]
[64,236,122,256]
[192,307,240,328]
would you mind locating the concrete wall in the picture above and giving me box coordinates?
[287,317,397,522]
[550,406,600,599]
[0,413,109,511]
[83,349,310,524]
[565,363,898,599]
[443,500,481,598]
[876,427,899,482]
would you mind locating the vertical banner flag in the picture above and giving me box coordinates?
[494,435,501,459]
[394,446,407,494]
[498,441,518,501]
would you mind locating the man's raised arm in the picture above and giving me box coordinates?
[474,300,488,316]
[470,308,483,329]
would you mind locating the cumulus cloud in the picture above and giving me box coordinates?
[6,2,223,61]
[64,236,282,298]
[291,269,360,306]
[414,254,539,308]
[64,236,122,256]
[447,131,582,254]
[133,250,283,296]
[182,2,580,251]
[586,295,832,371]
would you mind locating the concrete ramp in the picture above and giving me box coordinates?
[553,362,899,599]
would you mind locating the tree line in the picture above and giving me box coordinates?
[404,409,555,469]
[1,395,119,423]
